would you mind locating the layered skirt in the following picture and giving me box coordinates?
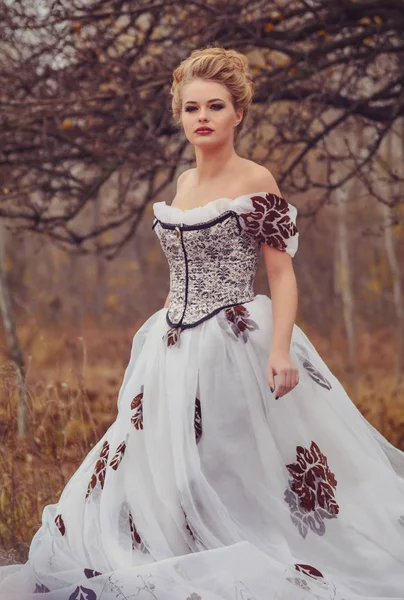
[1,294,404,600]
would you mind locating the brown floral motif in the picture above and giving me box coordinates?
[34,582,50,593]
[55,513,65,536]
[163,326,182,347]
[68,585,97,600]
[240,193,298,251]
[84,568,103,579]
[131,385,144,430]
[295,563,324,579]
[293,342,332,390]
[194,397,202,444]
[218,304,258,342]
[284,441,339,539]
[129,511,142,548]
[110,441,126,470]
[301,358,332,390]
[85,440,110,500]
[182,506,196,542]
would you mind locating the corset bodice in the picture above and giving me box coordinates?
[152,191,299,330]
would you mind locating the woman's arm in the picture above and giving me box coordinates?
[263,244,300,400]
[248,165,299,398]
[263,247,298,354]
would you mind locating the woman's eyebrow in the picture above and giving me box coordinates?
[184,98,225,105]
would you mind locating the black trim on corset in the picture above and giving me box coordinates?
[151,210,242,233]
[165,296,256,330]
[153,210,248,329]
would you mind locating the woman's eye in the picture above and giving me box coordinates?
[184,104,224,112]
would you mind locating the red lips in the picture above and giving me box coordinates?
[195,127,213,133]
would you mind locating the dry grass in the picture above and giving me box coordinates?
[0,319,403,565]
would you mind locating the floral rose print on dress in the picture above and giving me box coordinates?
[218,304,258,342]
[293,342,332,390]
[68,585,97,600]
[84,568,102,579]
[182,506,196,541]
[55,513,65,536]
[128,511,149,554]
[284,441,339,538]
[301,358,332,389]
[85,440,110,500]
[294,563,324,579]
[239,193,298,254]
[163,326,182,347]
[284,562,340,597]
[194,397,202,444]
[131,385,144,430]
[34,582,50,593]
[110,441,126,470]
[129,511,142,548]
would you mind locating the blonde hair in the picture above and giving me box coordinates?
[170,45,254,141]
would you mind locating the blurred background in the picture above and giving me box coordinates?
[0,0,403,564]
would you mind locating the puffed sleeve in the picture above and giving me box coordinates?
[238,192,299,257]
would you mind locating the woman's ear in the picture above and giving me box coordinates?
[234,108,243,127]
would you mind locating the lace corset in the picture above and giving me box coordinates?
[152,191,299,330]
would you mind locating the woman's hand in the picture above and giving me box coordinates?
[267,349,299,399]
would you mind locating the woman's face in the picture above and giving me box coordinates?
[180,78,243,147]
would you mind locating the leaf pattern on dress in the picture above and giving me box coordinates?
[85,440,110,500]
[55,513,65,536]
[194,397,202,444]
[34,582,50,593]
[292,342,332,390]
[84,568,103,579]
[182,506,196,542]
[284,441,339,538]
[294,563,324,579]
[239,193,298,252]
[218,304,258,342]
[68,585,97,600]
[110,441,126,470]
[131,385,144,430]
[129,511,142,548]
[302,357,332,390]
[163,326,182,347]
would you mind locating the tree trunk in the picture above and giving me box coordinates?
[335,186,357,387]
[0,224,29,438]
[382,130,403,390]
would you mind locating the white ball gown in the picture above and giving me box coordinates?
[1,191,404,600]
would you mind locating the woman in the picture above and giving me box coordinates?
[1,46,404,600]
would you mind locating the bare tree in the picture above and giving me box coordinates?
[0,0,402,257]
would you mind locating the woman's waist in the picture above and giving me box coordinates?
[166,287,256,330]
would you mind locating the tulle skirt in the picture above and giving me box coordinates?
[1,294,404,600]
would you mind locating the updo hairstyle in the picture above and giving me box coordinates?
[170,46,255,141]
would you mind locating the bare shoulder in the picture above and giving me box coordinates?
[243,161,282,196]
[176,168,195,192]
